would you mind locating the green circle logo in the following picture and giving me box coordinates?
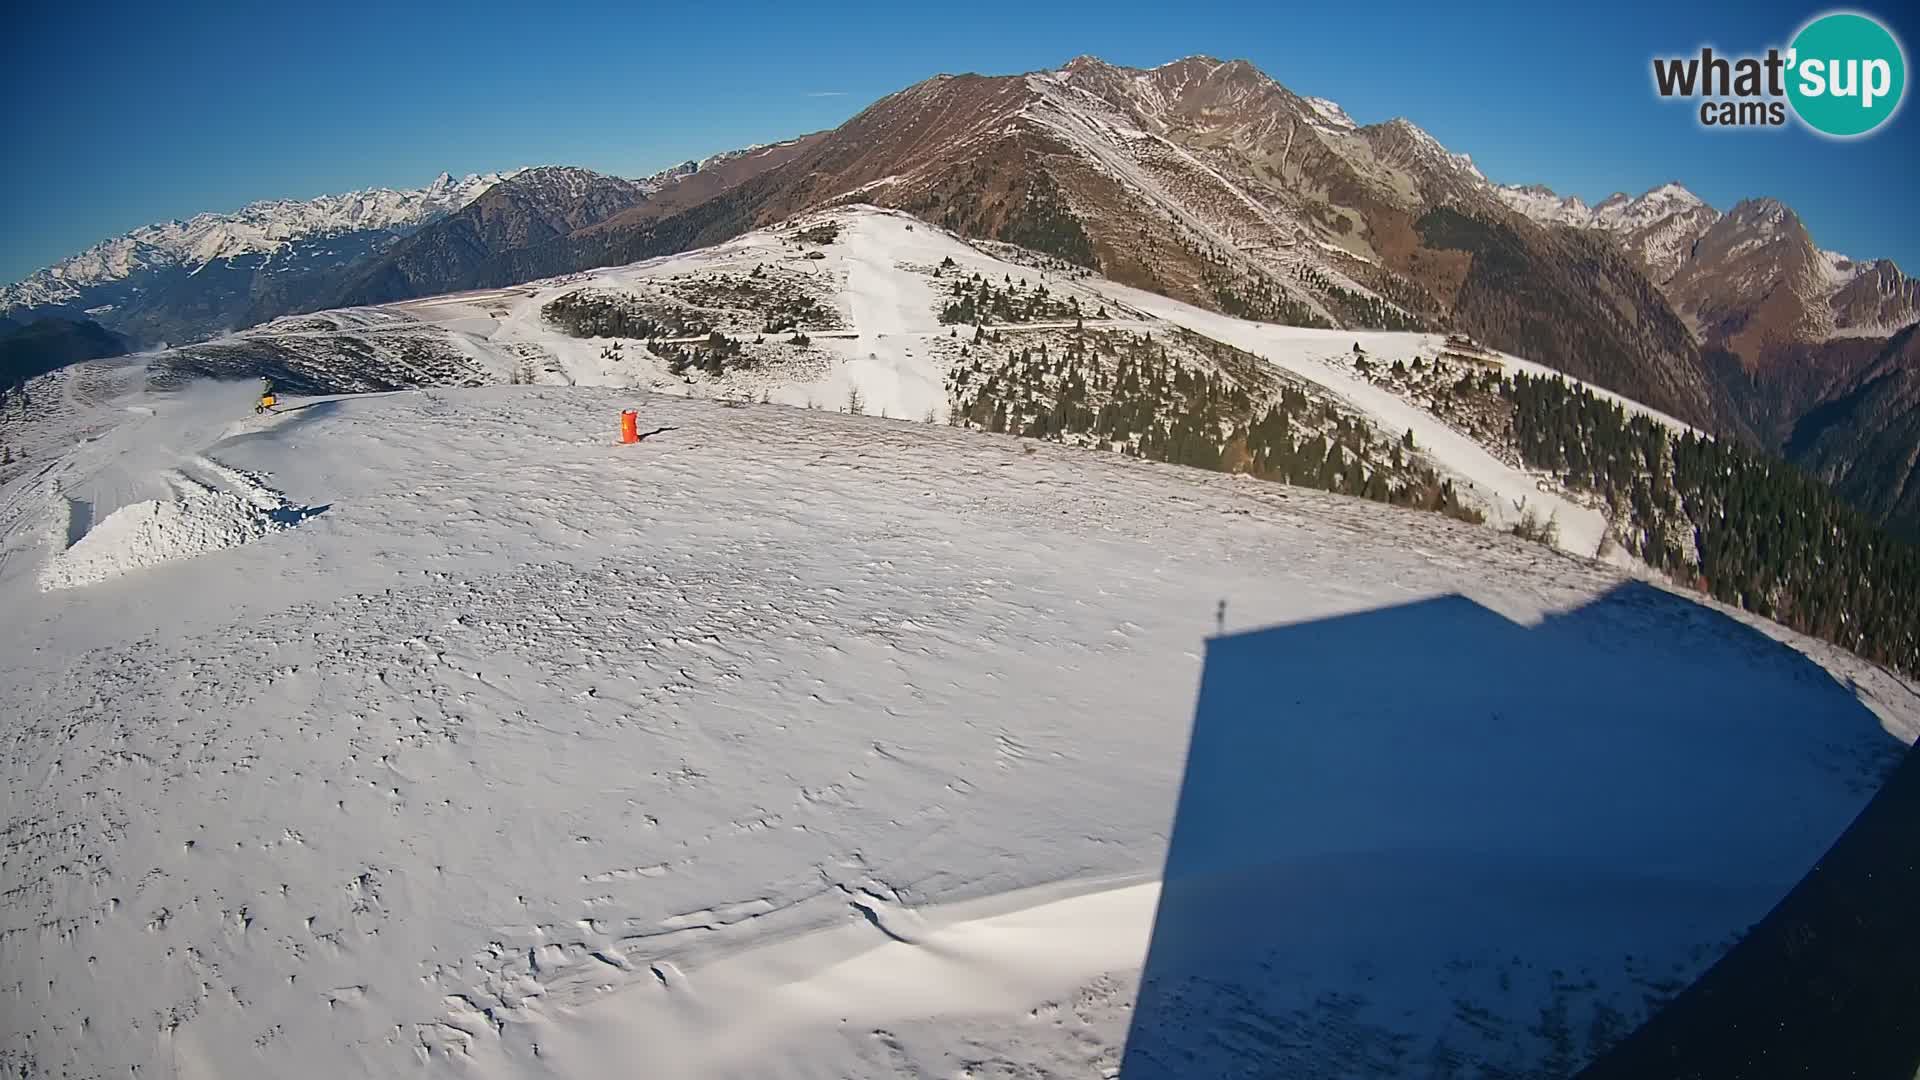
[1787,12,1906,137]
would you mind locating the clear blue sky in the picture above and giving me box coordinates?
[5,0,1915,283]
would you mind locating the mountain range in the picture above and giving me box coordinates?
[5,54,1917,536]
[0,171,512,345]
[0,149,794,348]
[0,316,127,389]
[1493,181,1920,535]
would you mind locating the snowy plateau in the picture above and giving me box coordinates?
[1,207,1916,1079]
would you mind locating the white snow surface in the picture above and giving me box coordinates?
[376,206,1677,558]
[1,372,1915,1078]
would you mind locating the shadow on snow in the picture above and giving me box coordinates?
[1119,580,1913,1079]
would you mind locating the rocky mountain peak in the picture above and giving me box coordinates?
[1060,54,1119,76]
[1722,197,1801,238]
[1645,181,1702,204]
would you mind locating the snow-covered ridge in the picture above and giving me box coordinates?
[637,140,801,191]
[1383,117,1486,181]
[1593,181,1706,231]
[494,165,644,204]
[4,139,812,318]
[1493,183,1593,228]
[1496,180,1711,235]
[1500,180,1915,337]
[1302,96,1357,131]
[1,171,517,309]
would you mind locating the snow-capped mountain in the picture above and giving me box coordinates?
[330,144,821,307]
[0,171,522,347]
[1496,177,1920,482]
[638,142,787,190]
[1300,95,1358,131]
[1493,183,1593,228]
[1496,179,1919,342]
[3,53,1866,440]
[1,171,512,314]
[1590,181,1707,233]
[0,149,813,350]
[1497,181,1720,284]
[1658,197,1920,476]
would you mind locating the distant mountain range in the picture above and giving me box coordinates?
[0,172,512,345]
[330,143,817,307]
[5,55,1917,537]
[0,150,795,348]
[1494,181,1920,535]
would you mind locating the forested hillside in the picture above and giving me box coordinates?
[945,322,1920,679]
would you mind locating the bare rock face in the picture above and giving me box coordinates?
[524,56,1719,430]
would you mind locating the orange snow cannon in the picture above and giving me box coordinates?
[620,409,639,444]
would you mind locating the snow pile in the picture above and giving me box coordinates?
[38,479,287,590]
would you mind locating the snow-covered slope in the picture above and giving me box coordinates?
[0,372,1912,1079]
[1087,282,1626,557]
[137,206,1699,559]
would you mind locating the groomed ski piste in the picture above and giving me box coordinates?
[447,207,1678,560]
[3,208,1917,1078]
[153,207,1691,560]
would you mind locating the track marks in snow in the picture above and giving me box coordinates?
[6,389,1913,1079]
[184,453,294,512]
[995,731,1032,766]
[581,864,671,884]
